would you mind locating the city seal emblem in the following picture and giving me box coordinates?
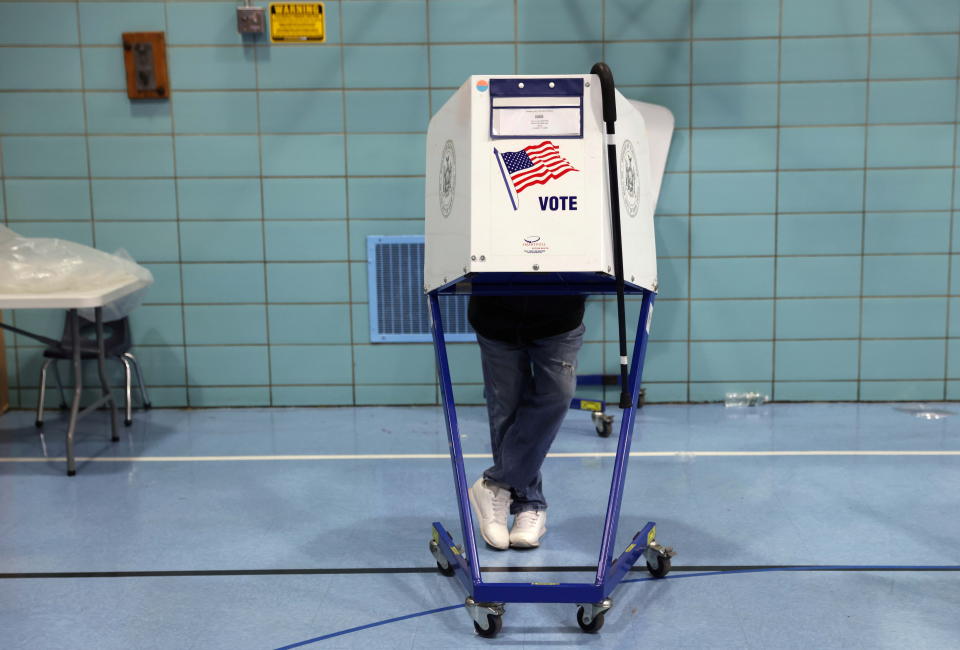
[619,139,640,218]
[439,139,456,218]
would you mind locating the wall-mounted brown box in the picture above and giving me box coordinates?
[122,31,169,100]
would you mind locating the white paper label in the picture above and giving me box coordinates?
[492,107,580,137]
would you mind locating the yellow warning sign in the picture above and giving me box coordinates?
[270,2,325,43]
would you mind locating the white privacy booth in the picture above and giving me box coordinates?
[423,66,676,637]
[424,74,673,294]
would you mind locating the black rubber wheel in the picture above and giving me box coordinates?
[596,419,612,437]
[576,607,605,633]
[34,419,43,428]
[124,418,133,427]
[646,554,671,579]
[474,613,502,638]
[436,561,455,577]
[144,402,153,411]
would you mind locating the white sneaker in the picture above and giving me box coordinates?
[468,478,512,550]
[509,510,547,548]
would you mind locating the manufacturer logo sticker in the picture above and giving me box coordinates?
[476,79,488,92]
[522,235,547,254]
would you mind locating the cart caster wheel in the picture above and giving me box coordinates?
[596,419,612,437]
[576,607,605,633]
[474,613,502,638]
[428,539,455,576]
[34,420,43,428]
[647,553,671,578]
[436,561,455,577]
[124,418,133,427]
[592,413,614,438]
[144,402,152,411]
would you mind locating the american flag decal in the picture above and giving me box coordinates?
[500,141,578,194]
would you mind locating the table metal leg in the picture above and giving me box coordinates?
[65,309,82,476]
[95,307,119,442]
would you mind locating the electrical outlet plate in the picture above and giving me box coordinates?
[237,6,266,34]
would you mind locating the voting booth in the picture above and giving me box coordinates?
[424,66,676,637]
[424,74,673,294]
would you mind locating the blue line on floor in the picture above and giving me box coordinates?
[273,603,465,649]
[276,565,960,647]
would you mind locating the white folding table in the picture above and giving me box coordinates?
[0,276,150,475]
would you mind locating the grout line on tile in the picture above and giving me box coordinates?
[336,1,358,407]
[685,0,694,403]
[942,12,960,399]
[855,1,875,401]
[770,0,784,398]
[159,2,191,403]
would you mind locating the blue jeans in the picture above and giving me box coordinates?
[478,324,585,514]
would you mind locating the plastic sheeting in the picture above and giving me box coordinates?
[0,225,153,320]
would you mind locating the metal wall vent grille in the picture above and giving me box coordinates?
[367,235,474,343]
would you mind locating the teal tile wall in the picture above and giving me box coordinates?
[1,0,959,407]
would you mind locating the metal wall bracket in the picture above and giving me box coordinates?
[122,32,169,100]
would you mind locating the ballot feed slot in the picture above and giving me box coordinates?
[489,77,583,139]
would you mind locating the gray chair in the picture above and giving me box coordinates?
[36,314,151,428]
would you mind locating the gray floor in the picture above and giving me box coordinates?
[1,403,958,648]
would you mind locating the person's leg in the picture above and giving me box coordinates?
[471,333,531,549]
[476,333,531,484]
[496,323,584,514]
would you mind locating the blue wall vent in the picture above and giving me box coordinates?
[367,235,475,343]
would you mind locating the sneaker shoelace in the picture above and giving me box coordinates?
[513,511,542,530]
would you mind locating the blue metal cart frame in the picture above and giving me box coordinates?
[427,273,674,636]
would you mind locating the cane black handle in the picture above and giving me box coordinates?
[590,62,617,126]
[590,62,631,409]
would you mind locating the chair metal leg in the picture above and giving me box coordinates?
[65,309,82,476]
[51,360,68,409]
[124,352,151,409]
[35,358,54,428]
[94,307,119,443]
[119,355,133,426]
